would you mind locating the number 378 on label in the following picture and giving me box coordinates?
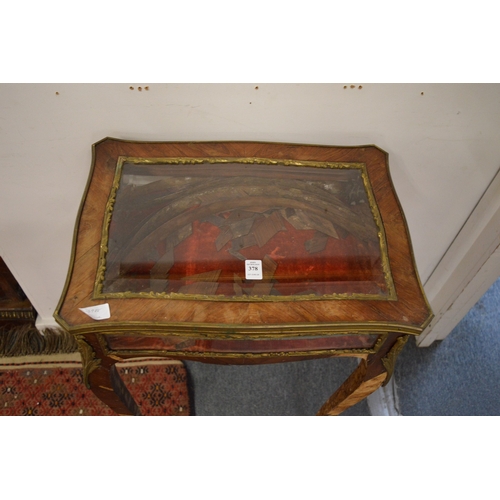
[245,260,263,280]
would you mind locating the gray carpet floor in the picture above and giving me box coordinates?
[394,277,500,415]
[185,278,500,416]
[184,356,370,416]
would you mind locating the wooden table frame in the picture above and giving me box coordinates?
[54,139,432,415]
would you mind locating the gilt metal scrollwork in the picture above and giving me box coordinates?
[381,335,409,386]
[74,335,101,389]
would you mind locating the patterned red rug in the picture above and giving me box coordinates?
[0,357,190,416]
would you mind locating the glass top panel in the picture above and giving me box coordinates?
[96,158,394,301]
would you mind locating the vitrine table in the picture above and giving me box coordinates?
[54,139,432,415]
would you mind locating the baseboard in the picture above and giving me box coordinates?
[367,377,401,416]
[35,315,60,332]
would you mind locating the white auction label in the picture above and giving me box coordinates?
[79,303,111,320]
[245,260,263,280]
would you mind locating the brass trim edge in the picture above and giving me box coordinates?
[74,335,101,389]
[107,348,375,359]
[62,320,424,338]
[94,138,390,155]
[383,151,434,328]
[53,143,100,324]
[381,335,409,386]
[359,164,397,301]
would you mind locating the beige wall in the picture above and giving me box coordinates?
[1,83,499,326]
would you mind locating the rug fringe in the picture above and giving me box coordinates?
[0,324,78,357]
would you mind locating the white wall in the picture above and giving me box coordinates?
[1,83,500,327]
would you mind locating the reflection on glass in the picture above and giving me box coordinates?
[99,160,392,300]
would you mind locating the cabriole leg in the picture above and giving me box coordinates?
[75,334,141,416]
[317,334,409,416]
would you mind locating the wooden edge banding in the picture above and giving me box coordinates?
[317,360,387,416]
